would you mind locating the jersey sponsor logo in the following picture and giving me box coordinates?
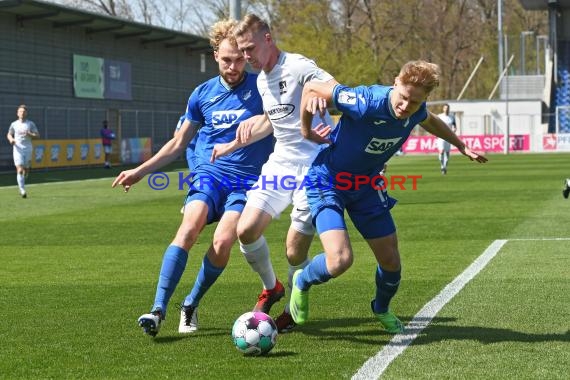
[267,104,295,120]
[338,90,357,105]
[364,137,402,154]
[242,89,253,101]
[209,94,223,102]
[278,80,287,94]
[212,110,246,128]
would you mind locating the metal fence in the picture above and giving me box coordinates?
[1,105,183,170]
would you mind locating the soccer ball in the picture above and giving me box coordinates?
[231,311,278,355]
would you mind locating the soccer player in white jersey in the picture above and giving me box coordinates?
[112,19,272,337]
[217,13,336,332]
[436,103,457,174]
[6,104,40,198]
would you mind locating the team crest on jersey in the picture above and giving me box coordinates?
[212,110,246,129]
[242,90,252,101]
[267,104,295,120]
[279,81,287,94]
[338,91,357,105]
[364,137,401,154]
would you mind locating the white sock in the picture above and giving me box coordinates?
[284,258,311,313]
[17,173,25,193]
[442,153,449,168]
[240,236,276,290]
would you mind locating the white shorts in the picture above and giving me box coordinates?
[437,138,451,152]
[246,158,312,225]
[13,146,32,167]
[104,145,112,154]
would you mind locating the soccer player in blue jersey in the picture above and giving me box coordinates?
[174,114,196,170]
[174,114,197,214]
[112,19,273,337]
[289,60,488,333]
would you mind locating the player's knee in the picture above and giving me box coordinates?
[206,246,231,267]
[285,249,308,266]
[327,249,353,277]
[236,222,260,244]
[174,223,201,250]
[379,251,401,271]
[211,235,236,257]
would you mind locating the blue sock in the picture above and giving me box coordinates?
[152,245,188,316]
[296,253,332,291]
[373,265,401,313]
[184,255,224,307]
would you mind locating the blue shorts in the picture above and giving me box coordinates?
[305,165,397,239]
[184,169,247,224]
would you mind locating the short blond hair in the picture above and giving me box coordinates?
[209,19,238,52]
[233,13,271,38]
[397,61,440,94]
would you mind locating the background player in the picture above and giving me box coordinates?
[6,104,40,198]
[436,103,457,174]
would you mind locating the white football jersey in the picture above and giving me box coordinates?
[257,52,334,164]
[8,119,38,149]
[438,113,455,129]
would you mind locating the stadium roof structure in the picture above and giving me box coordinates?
[0,0,212,51]
[519,0,570,9]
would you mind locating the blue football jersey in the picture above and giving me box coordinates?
[185,72,272,177]
[318,84,428,176]
[175,114,197,169]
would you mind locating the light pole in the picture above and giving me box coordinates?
[536,35,548,75]
[520,31,535,75]
[230,0,241,20]
[498,0,504,77]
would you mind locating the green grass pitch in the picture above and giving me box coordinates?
[0,153,568,379]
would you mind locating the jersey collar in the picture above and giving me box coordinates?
[219,72,247,91]
[387,88,397,119]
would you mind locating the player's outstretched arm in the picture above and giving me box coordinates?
[112,120,197,192]
[458,145,487,163]
[111,169,142,192]
[420,112,487,163]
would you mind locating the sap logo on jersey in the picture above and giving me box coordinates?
[267,104,295,120]
[364,137,402,154]
[212,110,246,129]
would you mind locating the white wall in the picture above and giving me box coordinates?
[437,100,543,135]
[429,100,546,152]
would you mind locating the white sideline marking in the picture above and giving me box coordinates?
[352,239,508,380]
[509,237,570,241]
